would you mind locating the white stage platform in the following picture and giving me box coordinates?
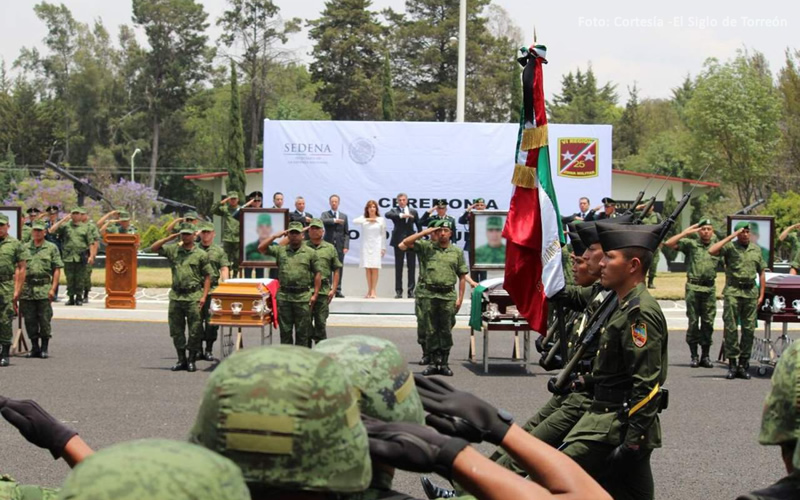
[329,297,473,316]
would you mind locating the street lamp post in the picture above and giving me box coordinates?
[130,148,142,182]
[455,0,467,122]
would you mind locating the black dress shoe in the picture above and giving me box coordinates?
[394,292,403,299]
[171,361,188,372]
[408,290,415,299]
[420,476,457,499]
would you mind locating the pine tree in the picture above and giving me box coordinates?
[615,83,643,159]
[227,61,246,195]
[381,52,395,121]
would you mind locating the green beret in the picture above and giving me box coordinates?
[0,214,8,225]
[257,213,273,226]
[288,221,304,232]
[473,198,485,204]
[309,218,324,229]
[734,221,751,232]
[31,221,47,230]
[439,220,454,230]
[486,216,503,230]
[697,218,713,227]
[435,199,447,208]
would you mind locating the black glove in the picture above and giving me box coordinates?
[608,444,645,464]
[414,374,513,445]
[363,417,469,480]
[0,397,78,459]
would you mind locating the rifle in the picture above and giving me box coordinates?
[734,198,765,216]
[43,160,115,210]
[622,165,668,216]
[547,164,711,394]
[158,196,198,216]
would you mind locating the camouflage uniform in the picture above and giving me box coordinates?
[189,345,372,493]
[20,229,62,346]
[414,239,433,362]
[736,342,800,499]
[264,229,322,346]
[57,439,250,500]
[0,474,58,500]
[720,238,765,366]
[81,222,100,299]
[55,213,91,304]
[0,219,29,362]
[199,228,230,354]
[212,194,241,276]
[412,236,468,369]
[158,236,212,359]
[306,223,342,346]
[677,236,719,361]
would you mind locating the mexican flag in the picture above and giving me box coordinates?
[502,44,565,334]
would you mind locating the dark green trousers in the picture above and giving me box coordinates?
[0,294,13,346]
[723,293,757,360]
[168,300,203,351]
[277,300,311,347]
[200,298,218,343]
[64,262,84,298]
[20,299,52,340]
[223,241,240,277]
[415,296,431,355]
[428,298,455,356]
[311,297,330,346]
[563,441,654,500]
[686,288,716,347]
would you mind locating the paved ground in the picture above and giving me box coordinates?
[0,319,783,499]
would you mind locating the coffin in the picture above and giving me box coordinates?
[209,280,272,326]
[758,273,800,322]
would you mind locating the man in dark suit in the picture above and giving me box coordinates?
[458,197,487,282]
[321,194,349,298]
[574,196,596,221]
[385,192,420,299]
[289,196,313,229]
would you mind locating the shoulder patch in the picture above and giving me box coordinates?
[631,322,647,348]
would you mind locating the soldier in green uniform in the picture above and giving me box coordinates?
[165,211,200,235]
[709,221,766,380]
[98,209,137,235]
[20,221,62,359]
[212,192,242,277]
[411,220,436,365]
[197,222,229,360]
[149,225,212,372]
[736,341,800,500]
[305,218,341,346]
[664,219,720,368]
[0,213,29,367]
[243,213,276,263]
[80,212,100,303]
[420,199,457,243]
[49,208,94,306]
[474,215,506,265]
[258,221,321,346]
[560,221,668,500]
[57,439,251,500]
[400,219,468,376]
[637,206,663,288]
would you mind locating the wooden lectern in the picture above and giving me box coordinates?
[104,233,139,309]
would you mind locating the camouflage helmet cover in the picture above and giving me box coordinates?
[758,341,800,468]
[57,439,249,500]
[314,335,425,424]
[189,345,371,492]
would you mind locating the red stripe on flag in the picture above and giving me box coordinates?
[503,186,541,250]
[524,146,539,168]
[533,60,547,127]
[503,240,547,333]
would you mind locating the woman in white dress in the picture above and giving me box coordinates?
[352,200,387,298]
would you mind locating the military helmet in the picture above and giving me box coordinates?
[57,439,250,500]
[314,335,425,424]
[758,341,800,468]
[189,345,371,492]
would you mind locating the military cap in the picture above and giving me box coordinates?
[733,221,751,232]
[602,197,616,206]
[473,197,485,204]
[199,222,215,232]
[118,210,131,221]
[576,222,599,247]
[427,219,441,228]
[697,217,713,227]
[486,216,503,230]
[287,221,304,232]
[26,207,41,215]
[597,221,661,252]
[227,191,239,199]
[568,231,587,256]
[310,218,324,229]
[57,439,250,500]
[189,345,371,492]
[184,211,199,220]
[0,214,8,225]
[248,190,263,200]
[314,335,425,424]
[46,205,59,214]
[439,220,454,230]
[758,341,800,468]
[31,221,47,231]
[179,224,196,235]
[70,207,86,214]
[257,213,273,226]
[434,199,447,208]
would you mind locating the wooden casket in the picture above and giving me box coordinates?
[209,280,272,327]
[759,273,800,323]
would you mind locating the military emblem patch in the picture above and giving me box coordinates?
[558,137,599,178]
[631,322,647,348]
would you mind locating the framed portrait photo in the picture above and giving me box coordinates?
[727,215,775,270]
[240,208,289,268]
[0,206,22,240]
[470,210,507,270]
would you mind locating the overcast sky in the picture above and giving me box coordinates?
[1,0,795,103]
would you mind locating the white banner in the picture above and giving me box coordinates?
[263,121,611,265]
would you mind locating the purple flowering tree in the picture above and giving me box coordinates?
[102,179,164,228]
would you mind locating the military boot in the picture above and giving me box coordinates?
[75,296,83,306]
[699,345,713,368]
[171,350,188,371]
[83,290,89,302]
[422,352,440,376]
[439,353,453,377]
[420,476,457,499]
[204,340,216,361]
[725,359,737,380]
[26,338,42,358]
[0,345,10,367]
[689,343,699,368]
[419,352,430,366]
[187,351,197,373]
[40,338,50,359]
[736,358,751,380]
[66,296,75,306]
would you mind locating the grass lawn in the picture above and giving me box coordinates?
[71,268,713,300]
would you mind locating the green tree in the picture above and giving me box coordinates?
[671,74,694,124]
[308,0,385,120]
[778,49,800,176]
[615,83,643,159]
[217,0,300,168]
[687,52,782,206]
[132,0,212,188]
[548,65,619,124]
[381,53,395,121]
[227,61,246,195]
